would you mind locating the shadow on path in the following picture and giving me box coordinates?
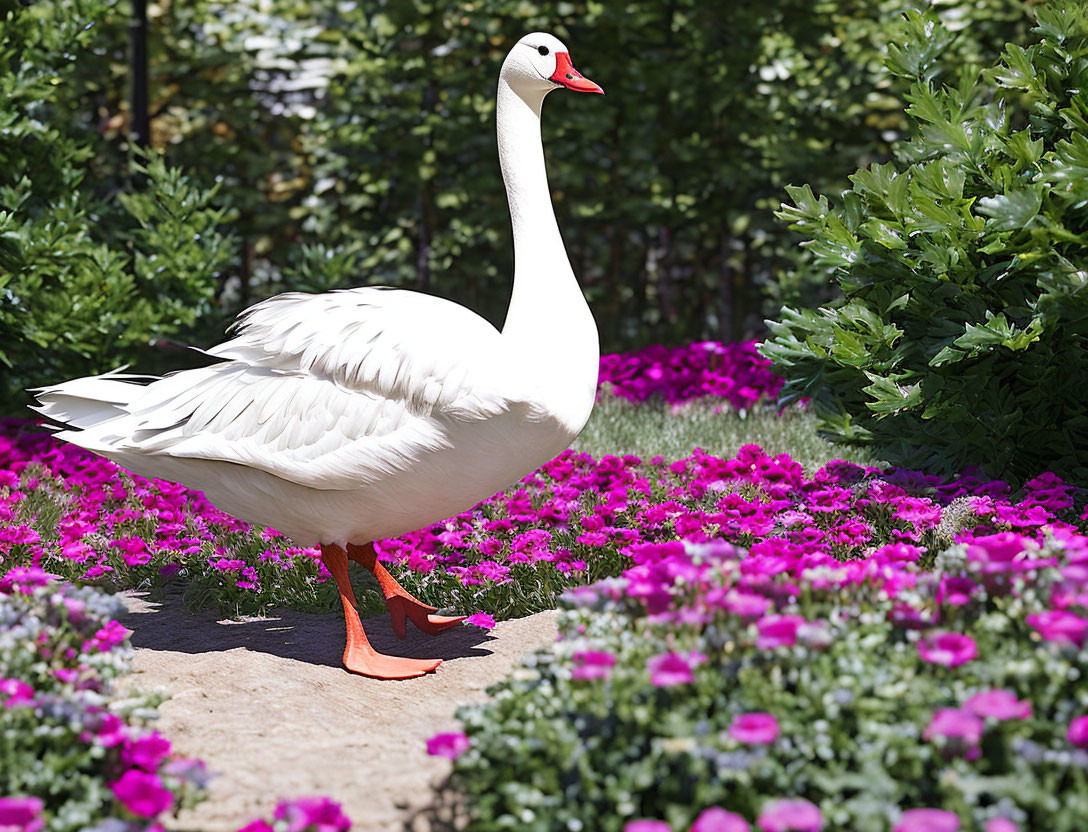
[120,592,496,671]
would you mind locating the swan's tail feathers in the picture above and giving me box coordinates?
[30,368,156,432]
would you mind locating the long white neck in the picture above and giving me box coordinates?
[497,76,598,386]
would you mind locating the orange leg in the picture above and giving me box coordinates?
[320,543,441,679]
[347,542,467,639]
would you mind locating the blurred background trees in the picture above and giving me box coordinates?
[2,0,1036,408]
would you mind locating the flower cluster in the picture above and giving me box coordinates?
[447,524,1088,831]
[598,341,783,408]
[0,576,208,832]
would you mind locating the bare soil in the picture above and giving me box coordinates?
[118,593,558,832]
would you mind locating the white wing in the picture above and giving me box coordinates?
[40,288,529,490]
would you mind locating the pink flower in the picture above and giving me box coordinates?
[923,708,982,760]
[964,690,1031,721]
[985,819,1018,832]
[109,769,175,818]
[918,632,977,667]
[87,620,130,653]
[0,678,34,707]
[894,809,959,832]
[728,713,780,745]
[647,652,705,687]
[572,650,616,681]
[0,796,44,832]
[691,808,750,832]
[756,615,805,650]
[273,797,351,832]
[122,732,173,772]
[1026,610,1088,647]
[426,732,470,759]
[1067,715,1088,748]
[757,799,823,832]
[626,822,670,832]
[465,612,496,630]
[237,821,275,832]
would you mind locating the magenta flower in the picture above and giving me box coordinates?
[572,650,616,681]
[0,797,44,832]
[1026,610,1088,647]
[0,678,34,707]
[756,615,805,650]
[964,690,1031,721]
[86,620,130,653]
[273,797,352,832]
[728,713,780,745]
[917,632,977,667]
[923,708,983,760]
[426,732,470,759]
[647,651,705,687]
[465,612,496,630]
[985,819,1018,832]
[691,807,750,832]
[122,731,173,772]
[1067,715,1088,748]
[109,769,175,818]
[625,822,670,832]
[237,821,275,832]
[894,809,959,832]
[756,799,823,832]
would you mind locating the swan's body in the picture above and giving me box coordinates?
[33,32,603,680]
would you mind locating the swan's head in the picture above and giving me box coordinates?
[501,32,604,97]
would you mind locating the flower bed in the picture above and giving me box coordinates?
[597,341,783,408]
[444,527,1088,831]
[0,568,206,832]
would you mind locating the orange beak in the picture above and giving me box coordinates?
[550,52,604,94]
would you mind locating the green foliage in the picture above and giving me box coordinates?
[763,2,1088,482]
[0,0,233,409]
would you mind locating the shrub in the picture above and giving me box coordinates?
[0,1,234,412]
[762,3,1088,483]
[445,527,1088,832]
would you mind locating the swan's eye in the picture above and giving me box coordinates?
[537,46,549,56]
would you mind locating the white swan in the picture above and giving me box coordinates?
[34,32,603,679]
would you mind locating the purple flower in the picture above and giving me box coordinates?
[426,732,470,759]
[237,821,275,832]
[1026,610,1088,647]
[964,690,1031,721]
[0,679,34,707]
[691,808,750,832]
[109,769,175,818]
[917,632,977,667]
[756,799,823,832]
[122,731,173,772]
[625,822,671,832]
[728,713,780,745]
[0,797,44,832]
[894,809,959,832]
[756,615,805,650]
[647,651,705,687]
[465,612,496,630]
[273,797,352,832]
[923,708,983,760]
[572,650,616,681]
[1067,715,1088,748]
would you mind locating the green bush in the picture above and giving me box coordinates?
[763,2,1088,482]
[0,0,233,410]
